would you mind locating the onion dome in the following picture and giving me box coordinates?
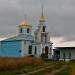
[19,20,32,28]
[39,15,45,22]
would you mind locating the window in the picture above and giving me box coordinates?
[28,45,32,54]
[35,46,37,54]
[19,50,21,53]
[43,26,45,32]
[27,28,30,33]
[69,52,71,59]
[63,52,66,61]
[20,28,23,33]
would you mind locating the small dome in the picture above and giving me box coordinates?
[19,20,32,28]
[39,15,45,22]
[20,20,31,25]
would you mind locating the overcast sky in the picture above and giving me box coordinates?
[0,0,75,46]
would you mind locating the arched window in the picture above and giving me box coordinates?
[27,28,30,33]
[28,45,32,54]
[35,46,37,54]
[20,28,23,33]
[43,26,45,32]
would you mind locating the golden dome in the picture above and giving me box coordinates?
[39,15,45,22]
[19,20,32,28]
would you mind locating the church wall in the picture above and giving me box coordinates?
[22,41,33,56]
[19,26,32,35]
[35,44,42,57]
[32,43,52,59]
[47,33,50,42]
[22,28,32,35]
[0,41,22,57]
[32,45,35,55]
[32,44,42,57]
[22,29,27,34]
[36,33,41,43]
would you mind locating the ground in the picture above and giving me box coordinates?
[0,57,74,75]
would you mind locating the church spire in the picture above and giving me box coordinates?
[41,5,44,17]
[39,5,45,22]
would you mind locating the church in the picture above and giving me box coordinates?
[0,9,53,59]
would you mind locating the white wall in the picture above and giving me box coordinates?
[60,49,75,60]
[22,41,32,57]
[35,44,42,57]
[71,50,75,60]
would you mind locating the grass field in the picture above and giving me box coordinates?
[54,61,75,75]
[0,57,54,75]
[0,57,75,75]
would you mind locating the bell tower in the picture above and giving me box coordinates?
[35,6,50,43]
[34,6,53,59]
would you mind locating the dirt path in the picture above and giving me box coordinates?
[45,65,67,75]
[24,65,54,75]
[16,63,67,75]
[16,63,57,75]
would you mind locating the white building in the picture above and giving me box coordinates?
[32,9,53,59]
[54,47,75,61]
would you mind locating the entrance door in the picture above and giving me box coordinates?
[45,46,49,58]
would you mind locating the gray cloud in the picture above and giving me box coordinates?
[0,0,75,41]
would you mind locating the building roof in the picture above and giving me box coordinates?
[2,34,34,41]
[54,40,75,47]
[55,47,75,50]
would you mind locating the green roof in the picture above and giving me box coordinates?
[3,34,34,41]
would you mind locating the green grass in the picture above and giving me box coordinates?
[54,61,73,75]
[29,61,65,75]
[0,61,54,75]
[0,61,72,75]
[0,66,39,75]
[54,67,70,75]
[0,66,37,75]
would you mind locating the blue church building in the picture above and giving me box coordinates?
[0,9,53,58]
[0,20,34,57]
